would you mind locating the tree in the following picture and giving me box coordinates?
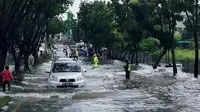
[151,0,184,76]
[182,0,199,78]
[47,17,65,38]
[0,0,33,71]
[139,37,159,53]
[0,0,73,74]
[78,1,116,57]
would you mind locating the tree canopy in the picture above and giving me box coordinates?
[0,0,73,73]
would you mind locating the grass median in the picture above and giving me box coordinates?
[0,96,11,108]
[168,49,200,61]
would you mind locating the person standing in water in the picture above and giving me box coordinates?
[124,58,131,79]
[93,54,99,68]
[75,49,79,61]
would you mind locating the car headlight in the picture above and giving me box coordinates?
[50,76,58,81]
[76,76,83,81]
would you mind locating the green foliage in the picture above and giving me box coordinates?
[152,50,160,56]
[139,37,159,53]
[0,96,11,108]
[78,1,115,49]
[47,17,65,35]
[174,31,182,41]
[0,0,73,71]
[169,49,200,61]
[154,25,161,31]
[129,0,139,6]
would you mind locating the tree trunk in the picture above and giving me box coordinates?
[153,49,167,69]
[14,56,21,74]
[14,53,22,73]
[171,16,177,75]
[33,54,39,66]
[167,50,170,63]
[122,51,128,61]
[128,51,131,60]
[171,36,177,75]
[165,50,168,64]
[135,45,139,66]
[24,54,30,71]
[194,0,199,78]
[131,50,135,64]
[135,51,138,66]
[0,50,7,72]
[11,46,22,73]
[171,48,177,75]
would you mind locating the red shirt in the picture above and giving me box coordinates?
[0,70,13,81]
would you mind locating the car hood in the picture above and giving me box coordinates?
[50,72,82,79]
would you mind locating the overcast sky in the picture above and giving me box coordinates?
[64,0,110,19]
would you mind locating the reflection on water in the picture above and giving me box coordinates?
[2,58,200,112]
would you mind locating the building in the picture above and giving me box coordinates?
[64,11,74,41]
[176,12,187,33]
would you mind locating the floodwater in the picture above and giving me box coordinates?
[0,57,200,112]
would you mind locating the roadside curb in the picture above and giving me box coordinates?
[0,101,13,112]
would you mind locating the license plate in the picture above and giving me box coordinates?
[62,83,73,86]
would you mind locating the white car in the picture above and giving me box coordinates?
[47,60,85,88]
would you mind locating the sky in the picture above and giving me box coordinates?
[62,0,110,19]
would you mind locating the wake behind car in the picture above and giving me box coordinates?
[48,60,85,88]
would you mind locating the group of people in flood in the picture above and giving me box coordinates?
[76,46,131,79]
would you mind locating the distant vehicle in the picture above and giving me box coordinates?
[79,49,87,56]
[47,60,86,88]
[52,51,66,61]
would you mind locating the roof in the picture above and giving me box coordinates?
[177,41,190,44]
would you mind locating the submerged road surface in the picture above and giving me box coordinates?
[1,57,200,112]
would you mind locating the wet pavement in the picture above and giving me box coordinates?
[1,57,200,112]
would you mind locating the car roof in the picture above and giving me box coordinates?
[57,57,73,61]
[54,60,78,64]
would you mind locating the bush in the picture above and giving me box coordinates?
[0,96,11,108]
[139,37,159,53]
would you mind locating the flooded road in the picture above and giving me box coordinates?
[1,57,200,112]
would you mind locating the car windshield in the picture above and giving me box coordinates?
[52,63,81,73]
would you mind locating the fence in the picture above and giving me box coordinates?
[182,60,200,74]
[113,51,161,65]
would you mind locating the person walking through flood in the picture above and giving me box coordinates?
[93,54,99,68]
[75,49,79,61]
[0,66,14,93]
[124,58,131,79]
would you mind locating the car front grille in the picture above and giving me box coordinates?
[60,79,75,82]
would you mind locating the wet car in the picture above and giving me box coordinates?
[48,60,85,88]
[79,49,87,56]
